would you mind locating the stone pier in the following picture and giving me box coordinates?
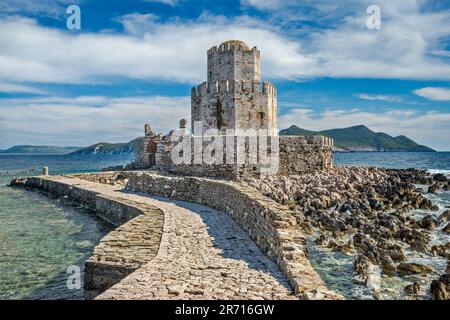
[10,173,342,300]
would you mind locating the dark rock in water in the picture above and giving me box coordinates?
[314,234,328,246]
[377,239,405,262]
[438,210,450,224]
[380,253,396,274]
[327,239,340,249]
[430,274,450,300]
[353,233,379,263]
[414,187,425,194]
[431,243,450,258]
[321,216,348,232]
[377,213,402,232]
[397,263,433,275]
[404,282,421,295]
[395,228,430,251]
[443,223,450,235]
[419,198,438,211]
[353,255,372,277]
[433,173,448,182]
[428,183,440,194]
[420,215,437,230]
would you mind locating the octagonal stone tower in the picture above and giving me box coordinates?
[191,40,277,135]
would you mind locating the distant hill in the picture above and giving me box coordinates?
[0,145,81,155]
[3,125,435,155]
[279,125,435,152]
[69,137,142,155]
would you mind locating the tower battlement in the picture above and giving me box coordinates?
[191,80,277,97]
[192,41,276,134]
[207,40,260,84]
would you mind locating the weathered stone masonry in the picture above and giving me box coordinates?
[193,40,276,135]
[134,40,334,179]
[121,171,341,299]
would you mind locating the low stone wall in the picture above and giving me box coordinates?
[9,176,164,299]
[93,171,340,299]
[136,132,333,180]
[279,136,333,174]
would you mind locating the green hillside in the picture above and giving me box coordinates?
[279,125,435,152]
[69,137,142,155]
[0,145,81,155]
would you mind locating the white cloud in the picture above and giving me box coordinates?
[242,0,450,79]
[0,95,190,148]
[2,4,450,88]
[0,15,315,85]
[356,93,402,102]
[278,107,450,151]
[414,87,450,101]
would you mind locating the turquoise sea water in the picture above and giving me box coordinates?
[0,154,134,300]
[0,152,449,299]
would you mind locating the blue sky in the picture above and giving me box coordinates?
[0,0,450,150]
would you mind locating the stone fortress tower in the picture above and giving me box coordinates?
[135,40,334,179]
[192,40,277,135]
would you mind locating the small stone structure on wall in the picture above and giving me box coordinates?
[135,40,333,179]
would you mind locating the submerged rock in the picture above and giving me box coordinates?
[443,223,450,235]
[395,228,430,252]
[404,282,421,295]
[428,183,440,194]
[353,233,379,263]
[430,243,450,258]
[438,210,450,224]
[313,234,328,246]
[430,274,450,300]
[354,255,372,278]
[377,239,406,262]
[380,253,397,274]
[420,215,437,230]
[397,263,433,275]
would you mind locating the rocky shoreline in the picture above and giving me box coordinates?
[245,166,450,299]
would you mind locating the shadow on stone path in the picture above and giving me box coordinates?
[98,192,295,300]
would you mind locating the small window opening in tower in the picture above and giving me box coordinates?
[216,99,222,130]
[257,112,265,126]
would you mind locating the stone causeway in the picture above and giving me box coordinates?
[11,172,343,300]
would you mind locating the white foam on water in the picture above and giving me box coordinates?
[427,169,450,177]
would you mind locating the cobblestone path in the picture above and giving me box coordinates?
[53,176,295,299]
[98,196,295,300]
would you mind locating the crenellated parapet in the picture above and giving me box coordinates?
[191,80,277,97]
[207,40,260,84]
